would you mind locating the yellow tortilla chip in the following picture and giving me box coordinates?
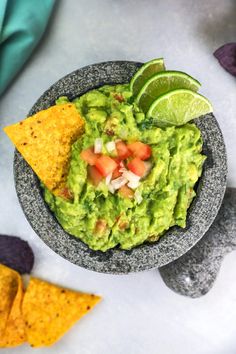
[0,269,26,348]
[4,104,84,196]
[0,264,19,339]
[22,277,101,347]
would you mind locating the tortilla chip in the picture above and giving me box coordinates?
[0,269,26,347]
[4,104,84,196]
[22,277,101,347]
[0,264,19,338]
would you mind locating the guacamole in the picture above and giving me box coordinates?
[43,84,206,251]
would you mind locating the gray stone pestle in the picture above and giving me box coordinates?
[159,188,236,298]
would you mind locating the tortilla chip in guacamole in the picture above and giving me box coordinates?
[22,277,101,347]
[4,104,84,197]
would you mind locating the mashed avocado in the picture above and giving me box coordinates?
[43,84,206,251]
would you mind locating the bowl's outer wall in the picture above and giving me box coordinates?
[14,61,227,274]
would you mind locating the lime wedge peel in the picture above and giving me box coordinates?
[146,89,213,127]
[130,58,165,97]
[136,71,201,113]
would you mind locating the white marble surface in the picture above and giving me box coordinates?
[1,0,236,353]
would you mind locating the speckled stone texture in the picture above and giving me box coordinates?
[14,61,227,274]
[159,188,236,297]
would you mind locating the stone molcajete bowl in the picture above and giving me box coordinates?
[14,61,227,274]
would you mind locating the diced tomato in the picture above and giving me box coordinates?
[80,147,99,165]
[118,220,129,230]
[105,129,115,136]
[58,187,73,200]
[95,219,107,234]
[116,141,131,159]
[112,157,122,164]
[114,94,124,103]
[127,142,151,160]
[87,166,103,186]
[112,167,122,179]
[95,155,118,177]
[118,185,134,199]
[111,157,124,179]
[115,213,129,230]
[127,157,146,177]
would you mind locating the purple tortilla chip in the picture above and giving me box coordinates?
[214,43,236,76]
[0,235,34,274]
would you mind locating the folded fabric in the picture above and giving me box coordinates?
[0,0,55,96]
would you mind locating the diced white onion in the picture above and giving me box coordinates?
[94,138,103,153]
[143,161,152,178]
[122,170,140,183]
[134,190,143,204]
[105,173,112,185]
[106,141,116,153]
[128,179,140,189]
[111,176,128,190]
[119,161,125,168]
[108,184,115,194]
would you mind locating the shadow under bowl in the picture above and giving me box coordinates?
[14,61,227,274]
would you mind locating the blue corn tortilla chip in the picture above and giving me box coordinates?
[214,43,236,76]
[0,235,34,274]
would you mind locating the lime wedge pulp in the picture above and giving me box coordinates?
[130,58,165,97]
[136,71,201,113]
[147,89,213,127]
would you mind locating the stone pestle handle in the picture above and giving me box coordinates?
[159,188,236,298]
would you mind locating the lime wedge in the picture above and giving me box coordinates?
[136,71,201,113]
[130,58,165,97]
[147,89,213,127]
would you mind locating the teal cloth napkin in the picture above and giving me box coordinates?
[0,0,55,95]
